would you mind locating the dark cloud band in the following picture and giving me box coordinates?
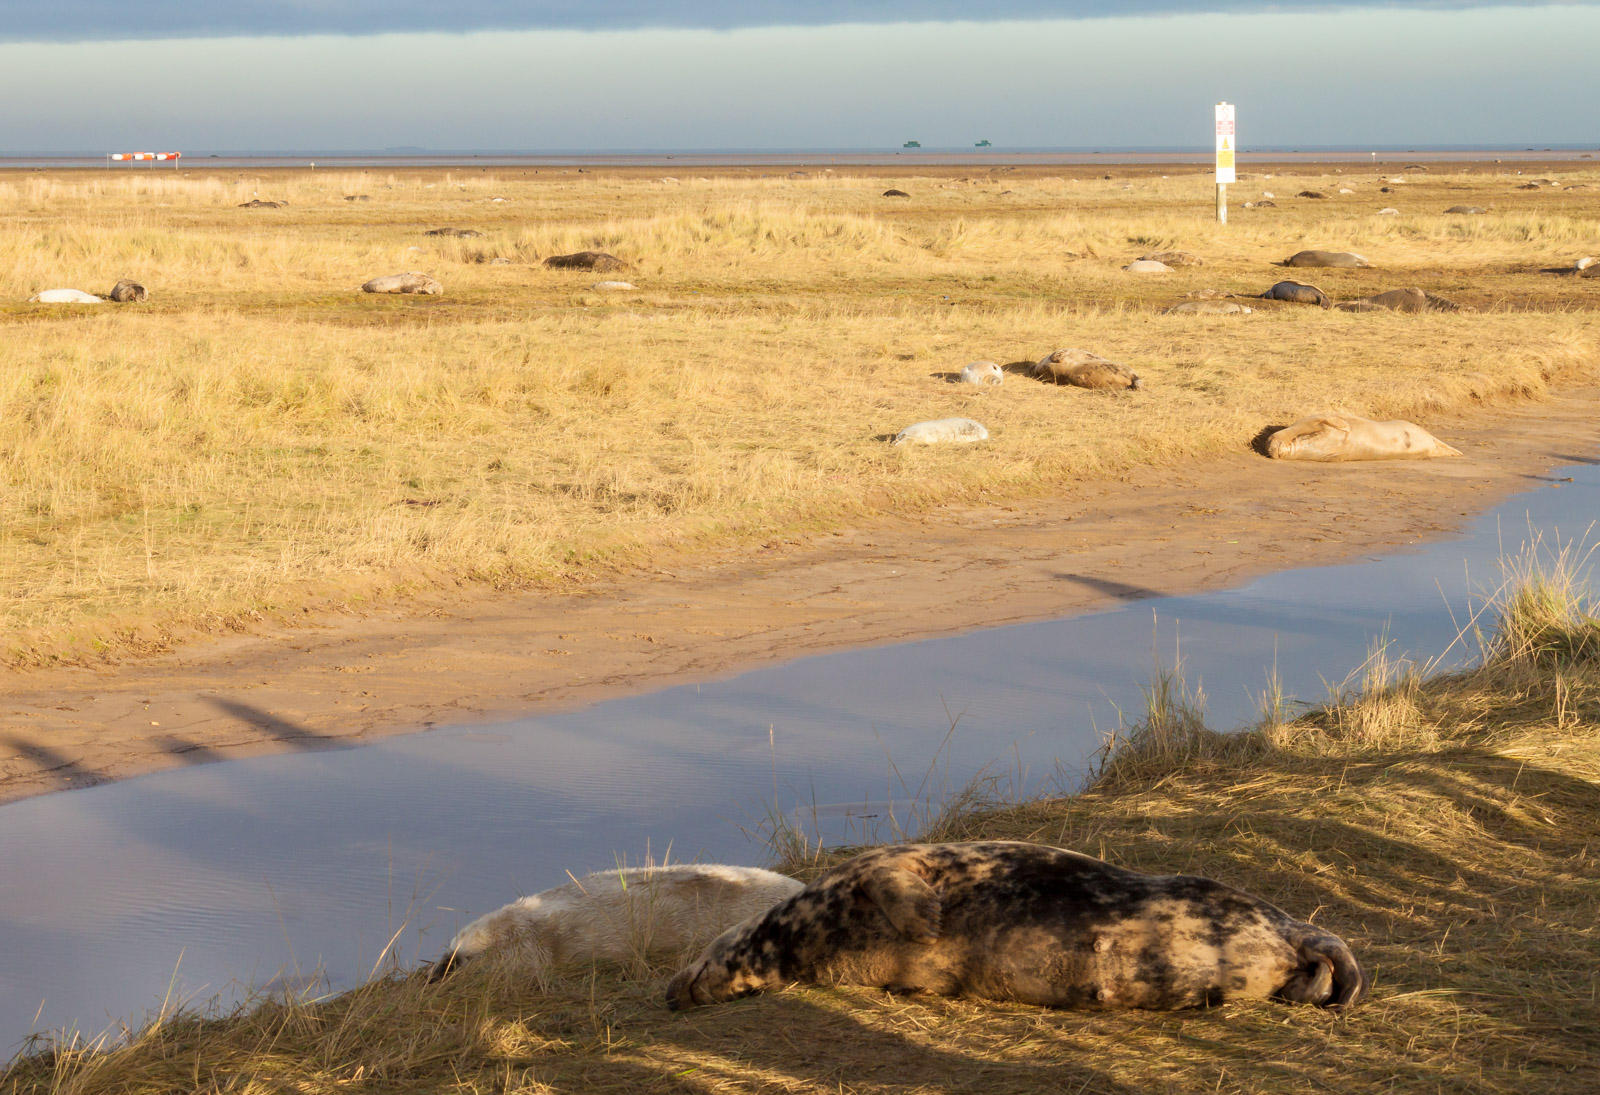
[3,2,1577,44]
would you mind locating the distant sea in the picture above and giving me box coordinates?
[1,144,1596,170]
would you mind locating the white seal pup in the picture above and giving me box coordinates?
[1123,259,1172,274]
[956,361,1004,386]
[429,864,803,981]
[891,418,990,445]
[1034,348,1141,390]
[666,841,1368,1012]
[592,280,637,291]
[361,272,443,295]
[28,288,103,303]
[1265,414,1462,461]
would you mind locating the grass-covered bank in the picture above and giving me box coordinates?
[5,561,1598,1093]
[3,166,1598,666]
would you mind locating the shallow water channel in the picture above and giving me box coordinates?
[3,458,1598,1055]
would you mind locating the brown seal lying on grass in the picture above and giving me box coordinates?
[1265,414,1462,461]
[1336,287,1460,313]
[430,865,802,981]
[1035,348,1141,389]
[108,279,147,302]
[1278,250,1370,268]
[665,841,1368,1012]
[545,250,625,271]
[1259,280,1331,307]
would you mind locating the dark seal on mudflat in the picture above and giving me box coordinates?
[665,841,1367,1012]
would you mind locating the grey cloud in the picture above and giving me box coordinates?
[3,1,1585,43]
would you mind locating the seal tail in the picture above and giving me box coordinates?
[1281,932,1368,1008]
[426,950,465,982]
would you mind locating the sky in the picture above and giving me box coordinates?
[0,2,1595,151]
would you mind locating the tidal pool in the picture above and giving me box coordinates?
[1,458,1596,1056]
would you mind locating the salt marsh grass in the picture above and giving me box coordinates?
[3,166,1597,663]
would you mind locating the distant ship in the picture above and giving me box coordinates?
[974,139,992,147]
[903,140,921,148]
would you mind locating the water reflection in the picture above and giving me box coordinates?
[1,463,1597,1056]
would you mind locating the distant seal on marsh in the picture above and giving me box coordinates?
[108,279,147,303]
[1123,259,1172,273]
[592,280,636,291]
[956,360,1004,386]
[1265,413,1462,461]
[28,288,103,303]
[429,865,802,981]
[665,841,1368,1012]
[545,250,625,271]
[1034,348,1141,390]
[425,227,482,238]
[1279,250,1370,269]
[361,272,443,295]
[882,188,910,198]
[1445,205,1486,214]
[891,418,990,445]
[1163,300,1252,315]
[1259,280,1332,308]
[1297,190,1329,199]
[1140,250,1201,267]
[1336,287,1459,313]
[238,199,283,208]
[1377,207,1400,215]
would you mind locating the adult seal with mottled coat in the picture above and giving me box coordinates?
[1259,280,1331,308]
[1034,348,1141,390]
[666,841,1368,1012]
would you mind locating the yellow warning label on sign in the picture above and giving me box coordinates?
[1217,149,1234,170]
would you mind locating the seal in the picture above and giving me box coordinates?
[1264,413,1462,461]
[27,288,103,303]
[1162,300,1252,315]
[1123,259,1172,273]
[361,272,443,295]
[1034,348,1141,390]
[1259,280,1331,308]
[891,418,990,445]
[108,279,147,303]
[1278,250,1370,268]
[956,360,1004,386]
[429,864,802,981]
[1336,287,1459,313]
[665,841,1368,1011]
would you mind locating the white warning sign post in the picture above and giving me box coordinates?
[1214,101,1235,223]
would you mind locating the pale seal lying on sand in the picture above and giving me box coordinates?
[429,865,802,981]
[1573,256,1597,271]
[891,418,990,445]
[1279,250,1370,268]
[1377,207,1400,215]
[666,841,1368,1012]
[1336,287,1459,313]
[1445,205,1486,214]
[1259,280,1331,308]
[1140,250,1201,267]
[1163,300,1252,315]
[957,360,1004,386]
[28,288,103,303]
[361,272,443,295]
[1035,348,1141,390]
[1123,259,1172,274]
[592,280,637,290]
[1265,414,1462,461]
[108,279,147,303]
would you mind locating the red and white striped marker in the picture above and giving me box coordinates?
[109,152,182,161]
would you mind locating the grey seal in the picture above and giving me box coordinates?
[666,841,1368,1012]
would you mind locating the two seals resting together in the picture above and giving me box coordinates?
[667,841,1367,1012]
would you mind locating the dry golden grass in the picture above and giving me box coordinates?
[4,165,1599,665]
[5,548,1597,1093]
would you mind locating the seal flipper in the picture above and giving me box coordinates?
[1276,931,1368,1008]
[856,865,942,944]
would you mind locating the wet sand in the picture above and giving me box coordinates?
[1,389,1595,807]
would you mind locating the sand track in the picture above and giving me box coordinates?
[1,389,1596,806]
